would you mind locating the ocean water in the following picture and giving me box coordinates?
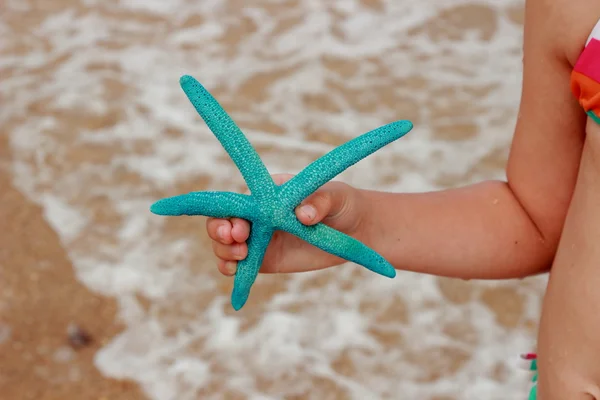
[1,0,546,399]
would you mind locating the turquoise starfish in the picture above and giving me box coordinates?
[150,75,414,310]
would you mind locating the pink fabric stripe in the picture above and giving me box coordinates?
[574,38,600,83]
[520,353,537,360]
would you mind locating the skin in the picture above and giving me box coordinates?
[207,0,600,397]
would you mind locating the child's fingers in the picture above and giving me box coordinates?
[296,191,334,226]
[206,218,233,244]
[212,240,248,261]
[217,259,237,276]
[209,174,291,243]
[272,173,295,186]
[230,218,250,243]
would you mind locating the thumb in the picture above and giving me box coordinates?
[272,173,295,185]
[295,182,349,226]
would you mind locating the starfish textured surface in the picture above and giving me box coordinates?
[150,75,414,310]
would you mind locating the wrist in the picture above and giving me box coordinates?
[352,189,406,271]
[351,188,380,247]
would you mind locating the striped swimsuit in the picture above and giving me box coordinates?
[571,20,600,125]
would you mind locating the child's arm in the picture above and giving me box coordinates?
[208,0,589,281]
[362,0,595,280]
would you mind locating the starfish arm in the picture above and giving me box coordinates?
[281,219,396,278]
[150,191,258,220]
[279,120,413,208]
[179,75,275,199]
[231,223,274,310]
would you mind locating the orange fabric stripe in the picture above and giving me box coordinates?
[571,70,600,116]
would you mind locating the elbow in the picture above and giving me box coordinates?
[503,181,571,275]
[514,221,562,278]
[530,210,570,274]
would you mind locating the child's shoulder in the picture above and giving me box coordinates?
[529,0,600,66]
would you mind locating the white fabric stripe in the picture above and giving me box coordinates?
[586,19,600,45]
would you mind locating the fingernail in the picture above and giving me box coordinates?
[225,262,237,275]
[233,244,244,259]
[300,204,316,221]
[217,225,227,240]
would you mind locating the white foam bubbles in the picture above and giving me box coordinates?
[3,0,541,398]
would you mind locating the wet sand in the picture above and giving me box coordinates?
[0,166,146,398]
[0,1,539,399]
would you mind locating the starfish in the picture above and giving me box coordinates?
[150,75,414,310]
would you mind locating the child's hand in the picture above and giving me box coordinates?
[206,173,367,276]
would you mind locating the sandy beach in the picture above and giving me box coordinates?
[1,1,544,399]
